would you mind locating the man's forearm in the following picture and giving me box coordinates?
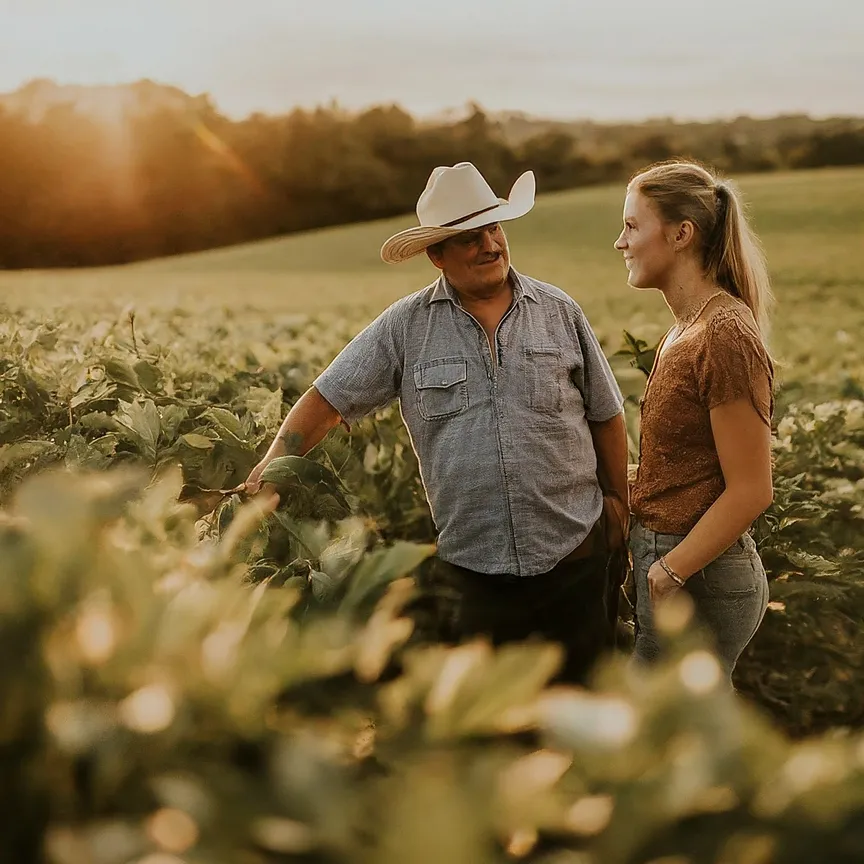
[589,412,630,504]
[264,386,342,460]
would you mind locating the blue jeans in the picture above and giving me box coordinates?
[630,522,769,679]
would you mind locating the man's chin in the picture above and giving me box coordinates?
[470,264,506,283]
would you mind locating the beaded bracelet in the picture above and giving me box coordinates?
[658,556,686,587]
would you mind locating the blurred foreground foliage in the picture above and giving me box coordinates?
[3,468,864,864]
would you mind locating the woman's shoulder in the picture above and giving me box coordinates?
[704,301,770,356]
[704,296,755,330]
[696,300,775,391]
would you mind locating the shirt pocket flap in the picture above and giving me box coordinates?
[413,359,468,390]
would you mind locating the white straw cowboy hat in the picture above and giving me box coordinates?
[380,162,536,264]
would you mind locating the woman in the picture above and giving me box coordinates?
[614,160,774,680]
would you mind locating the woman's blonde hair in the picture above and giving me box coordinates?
[629,160,773,339]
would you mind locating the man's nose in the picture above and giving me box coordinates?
[614,232,626,250]
[480,229,501,254]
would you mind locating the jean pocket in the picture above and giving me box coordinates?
[629,523,654,562]
[721,532,758,560]
[413,358,469,420]
[524,347,563,415]
[692,551,759,597]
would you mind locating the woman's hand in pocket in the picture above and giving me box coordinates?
[647,560,682,605]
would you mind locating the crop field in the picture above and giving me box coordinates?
[1,166,863,862]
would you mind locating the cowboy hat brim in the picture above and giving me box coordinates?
[379,170,536,264]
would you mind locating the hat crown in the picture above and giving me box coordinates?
[416,162,502,228]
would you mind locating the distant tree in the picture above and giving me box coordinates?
[630,133,677,167]
[793,130,864,168]
[0,79,859,269]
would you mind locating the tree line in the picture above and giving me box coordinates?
[1,80,862,269]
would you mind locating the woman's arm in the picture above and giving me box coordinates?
[649,397,773,599]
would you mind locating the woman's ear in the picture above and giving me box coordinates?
[673,220,696,252]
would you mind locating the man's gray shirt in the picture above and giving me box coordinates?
[313,269,624,577]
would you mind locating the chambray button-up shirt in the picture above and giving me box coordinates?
[313,269,624,577]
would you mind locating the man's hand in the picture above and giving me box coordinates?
[647,560,682,605]
[602,493,630,551]
[244,456,279,501]
[589,412,630,551]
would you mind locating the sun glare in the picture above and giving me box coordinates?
[73,86,133,129]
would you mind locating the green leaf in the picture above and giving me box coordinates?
[64,433,114,470]
[182,433,216,450]
[341,541,435,610]
[246,387,284,435]
[90,433,120,457]
[0,440,58,473]
[784,550,841,577]
[203,407,246,442]
[261,455,350,510]
[115,399,162,462]
[160,404,188,442]
[102,358,141,389]
[309,568,340,602]
[77,412,121,433]
[319,524,369,584]
[428,643,563,739]
[616,330,659,378]
[70,379,120,410]
[133,359,163,393]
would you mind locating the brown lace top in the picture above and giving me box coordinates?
[631,299,774,534]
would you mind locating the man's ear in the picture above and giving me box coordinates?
[426,245,444,270]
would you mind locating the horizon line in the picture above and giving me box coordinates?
[3,75,864,129]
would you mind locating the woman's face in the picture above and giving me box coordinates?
[614,188,676,291]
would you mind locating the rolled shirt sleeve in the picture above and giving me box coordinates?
[313,303,404,425]
[574,309,625,422]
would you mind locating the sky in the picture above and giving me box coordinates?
[1,0,862,122]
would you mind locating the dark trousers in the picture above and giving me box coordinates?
[412,538,623,686]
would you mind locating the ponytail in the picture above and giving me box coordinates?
[708,180,773,337]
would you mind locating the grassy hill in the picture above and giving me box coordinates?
[2,166,862,396]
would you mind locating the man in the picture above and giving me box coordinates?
[246,162,629,684]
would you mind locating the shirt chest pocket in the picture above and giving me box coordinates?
[413,358,469,420]
[524,346,564,415]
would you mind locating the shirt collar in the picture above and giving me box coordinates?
[427,268,538,305]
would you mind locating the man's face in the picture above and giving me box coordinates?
[427,223,510,299]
